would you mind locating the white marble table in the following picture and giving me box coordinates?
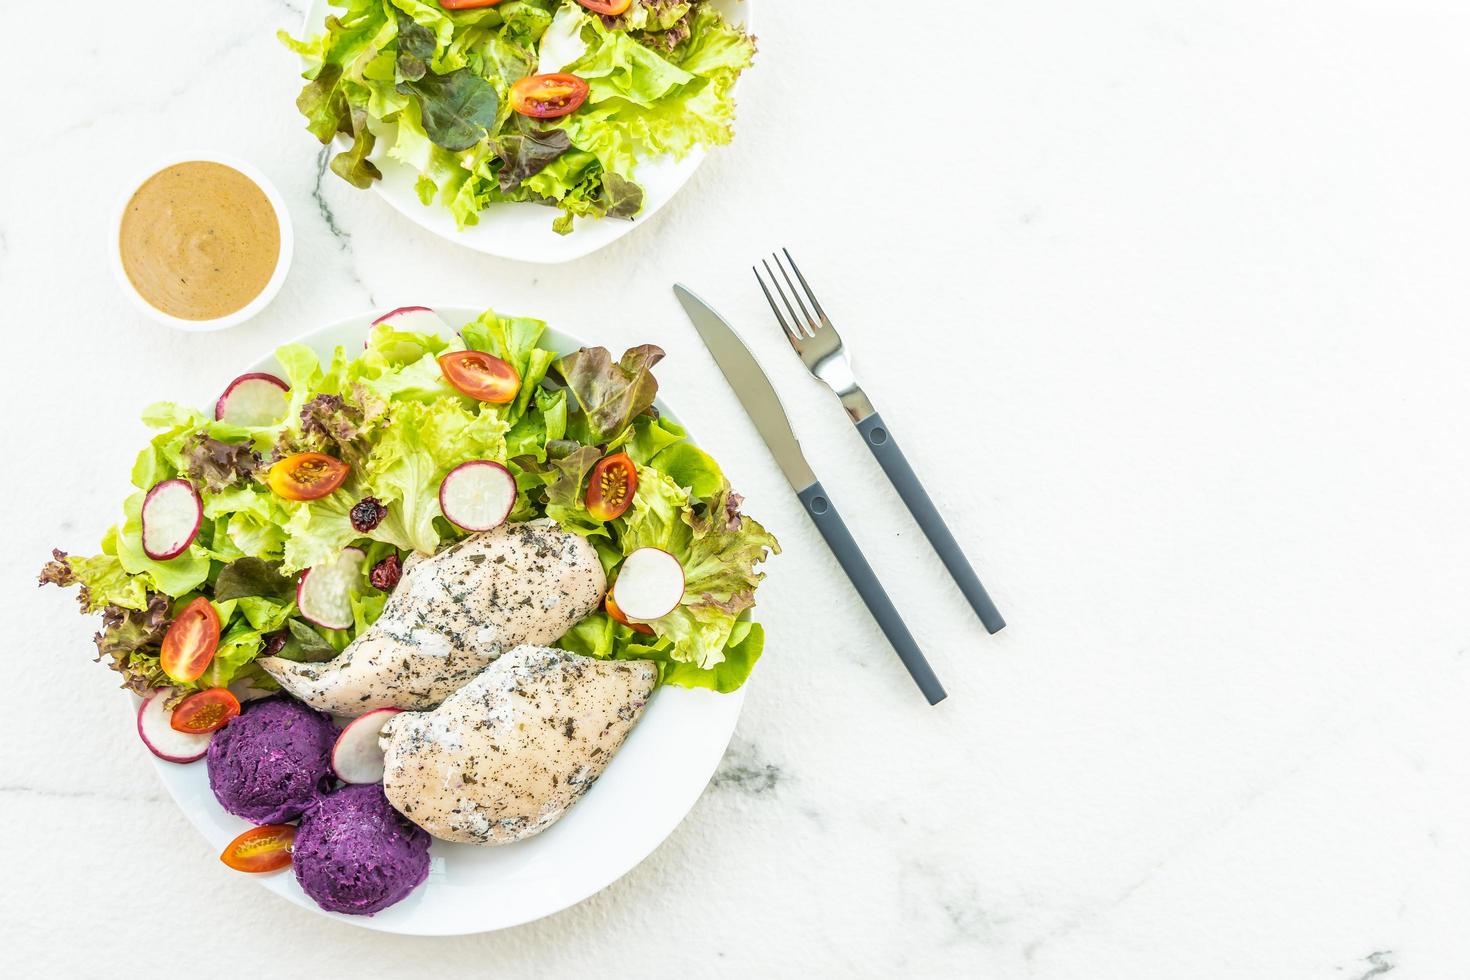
[6,1,1470,976]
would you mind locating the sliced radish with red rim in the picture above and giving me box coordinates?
[141,479,202,561]
[332,708,402,784]
[137,690,213,763]
[372,306,451,334]
[439,461,517,531]
[214,373,289,426]
[296,547,367,631]
[613,547,686,621]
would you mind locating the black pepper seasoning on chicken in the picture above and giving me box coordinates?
[258,521,605,715]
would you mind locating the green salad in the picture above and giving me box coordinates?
[283,0,756,233]
[41,307,778,699]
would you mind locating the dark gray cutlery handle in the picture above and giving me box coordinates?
[796,481,946,705]
[856,413,1006,635]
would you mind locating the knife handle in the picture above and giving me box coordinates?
[856,413,1006,635]
[796,481,947,705]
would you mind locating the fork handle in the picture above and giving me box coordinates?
[855,413,1006,634]
[797,481,946,705]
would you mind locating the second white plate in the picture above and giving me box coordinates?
[300,0,753,263]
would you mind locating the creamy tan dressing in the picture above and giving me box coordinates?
[119,162,280,321]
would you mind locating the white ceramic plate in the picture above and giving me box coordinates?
[300,0,753,264]
[148,307,745,935]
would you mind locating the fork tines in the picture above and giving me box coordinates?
[753,249,830,340]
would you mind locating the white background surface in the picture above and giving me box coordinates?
[4,1,1470,977]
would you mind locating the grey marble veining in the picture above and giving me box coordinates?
[7,0,1470,977]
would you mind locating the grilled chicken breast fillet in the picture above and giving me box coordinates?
[380,646,658,845]
[258,522,605,715]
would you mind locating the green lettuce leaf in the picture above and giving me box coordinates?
[659,620,764,692]
[394,9,436,81]
[609,1,693,34]
[62,533,151,612]
[557,344,664,444]
[623,414,684,463]
[650,440,723,497]
[492,115,573,192]
[279,492,361,574]
[398,69,501,152]
[115,492,212,597]
[360,396,510,555]
[213,558,297,602]
[620,473,777,671]
[557,6,754,179]
[461,308,558,420]
[275,618,341,663]
[331,108,382,188]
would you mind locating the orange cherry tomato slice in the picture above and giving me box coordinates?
[577,0,632,14]
[160,597,221,684]
[605,593,655,635]
[438,350,521,403]
[268,453,350,501]
[170,687,240,734]
[508,73,590,119]
[220,824,296,873]
[586,452,638,522]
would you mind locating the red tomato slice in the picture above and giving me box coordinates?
[220,824,296,873]
[438,350,521,403]
[160,597,221,684]
[605,593,655,635]
[576,0,632,13]
[587,452,638,522]
[170,687,240,734]
[268,453,350,501]
[508,73,590,119]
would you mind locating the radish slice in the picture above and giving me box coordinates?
[372,306,451,334]
[137,690,212,763]
[214,373,289,426]
[331,708,402,784]
[141,479,202,561]
[613,547,686,621]
[439,461,516,531]
[296,547,367,631]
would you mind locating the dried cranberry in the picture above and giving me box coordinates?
[350,496,387,532]
[370,554,403,592]
[262,631,288,657]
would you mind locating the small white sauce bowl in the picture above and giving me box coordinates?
[112,153,294,332]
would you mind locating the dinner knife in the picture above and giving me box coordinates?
[673,284,946,706]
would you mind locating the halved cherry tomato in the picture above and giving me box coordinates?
[268,452,350,501]
[160,597,221,684]
[438,350,521,403]
[508,73,590,119]
[440,0,502,8]
[170,687,240,734]
[587,452,638,522]
[576,0,632,14]
[605,593,655,635]
[220,824,296,874]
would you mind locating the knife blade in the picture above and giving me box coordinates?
[672,284,947,705]
[672,285,818,493]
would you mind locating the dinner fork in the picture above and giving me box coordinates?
[754,250,1006,634]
